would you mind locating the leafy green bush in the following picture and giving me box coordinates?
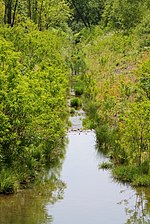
[70,98,82,109]
[74,79,84,96]
[113,165,150,186]
[132,175,150,187]
[0,22,70,193]
[74,86,84,96]
[0,169,19,194]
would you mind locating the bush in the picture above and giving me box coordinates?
[70,98,82,109]
[74,86,84,96]
[132,175,150,187]
[0,23,70,194]
[0,169,19,194]
[113,165,150,187]
[113,165,138,182]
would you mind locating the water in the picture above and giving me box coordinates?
[48,131,150,224]
[0,113,150,224]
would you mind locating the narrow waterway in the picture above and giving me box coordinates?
[0,112,150,224]
[48,130,150,224]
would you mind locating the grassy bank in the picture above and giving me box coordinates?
[76,23,150,186]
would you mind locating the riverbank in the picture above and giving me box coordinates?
[73,25,150,187]
[0,24,71,194]
[1,110,149,224]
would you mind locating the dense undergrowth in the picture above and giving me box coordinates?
[0,21,72,193]
[0,0,150,193]
[76,23,150,186]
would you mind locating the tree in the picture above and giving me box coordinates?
[119,101,150,167]
[0,21,71,192]
[2,0,71,30]
[102,0,147,29]
[69,0,105,30]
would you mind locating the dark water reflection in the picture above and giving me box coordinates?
[0,174,66,224]
[0,130,150,223]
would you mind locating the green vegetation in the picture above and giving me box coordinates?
[69,107,76,115]
[0,0,150,193]
[70,97,82,109]
[99,161,113,170]
[74,85,84,96]
[0,0,72,193]
[113,165,150,187]
[80,33,150,185]
[73,1,150,186]
[74,77,84,96]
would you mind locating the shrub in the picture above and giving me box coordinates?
[113,165,150,187]
[132,175,150,187]
[74,86,84,96]
[0,169,19,194]
[70,98,82,109]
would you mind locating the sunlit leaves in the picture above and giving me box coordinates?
[2,0,71,30]
[118,101,150,166]
[0,23,70,184]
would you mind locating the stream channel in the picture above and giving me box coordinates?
[0,109,150,224]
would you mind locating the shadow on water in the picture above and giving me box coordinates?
[0,148,67,224]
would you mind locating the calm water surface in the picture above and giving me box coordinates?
[48,131,150,224]
[0,113,150,224]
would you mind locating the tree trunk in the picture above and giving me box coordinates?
[33,0,38,24]
[4,1,7,24]
[11,0,18,27]
[4,0,12,25]
[7,0,12,24]
[71,0,89,27]
[28,0,32,19]
[38,0,43,30]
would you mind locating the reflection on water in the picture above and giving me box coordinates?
[0,173,66,224]
[69,108,85,130]
[47,131,150,224]
[121,187,150,224]
[0,111,150,224]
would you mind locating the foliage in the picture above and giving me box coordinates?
[70,97,82,109]
[0,21,71,192]
[139,60,150,99]
[1,0,71,30]
[74,77,84,96]
[99,161,113,170]
[68,0,105,30]
[118,101,150,167]
[1,0,150,192]
[0,168,19,194]
[78,17,150,186]
[102,0,150,30]
[69,107,76,115]
[74,85,83,96]
[113,165,150,187]
[133,12,150,48]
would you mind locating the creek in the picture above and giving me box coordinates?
[0,111,150,224]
